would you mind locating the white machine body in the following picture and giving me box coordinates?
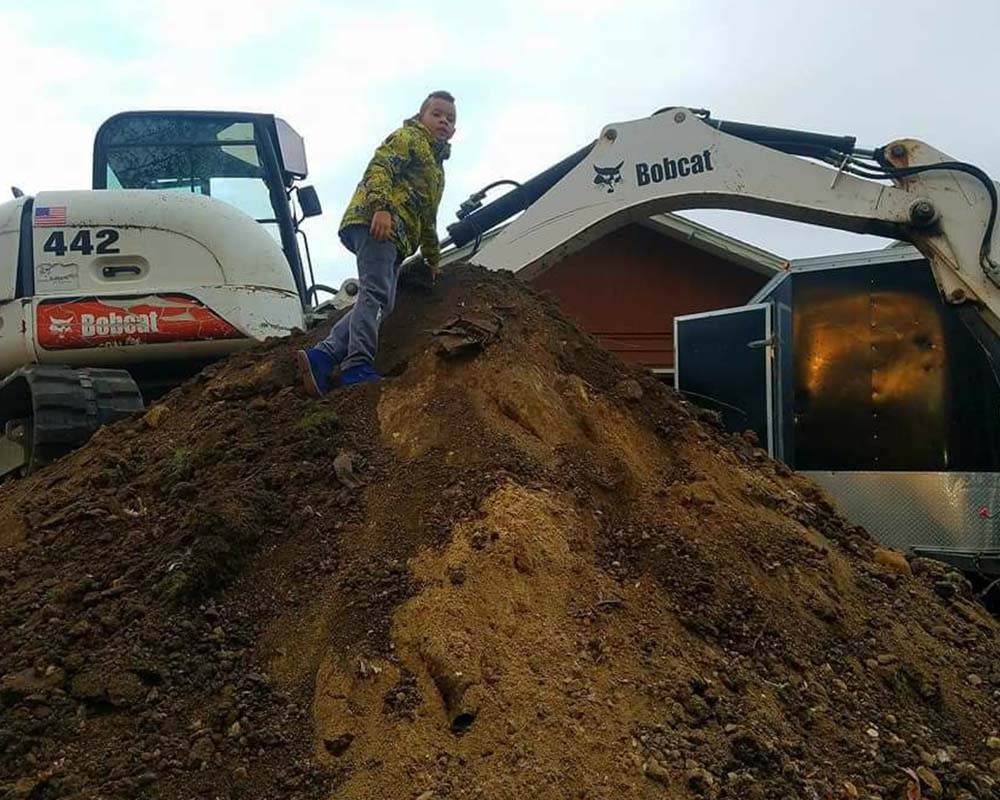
[0,190,305,375]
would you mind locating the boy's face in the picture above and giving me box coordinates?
[419,98,457,143]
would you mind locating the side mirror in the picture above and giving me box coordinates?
[11,187,24,198]
[298,185,322,219]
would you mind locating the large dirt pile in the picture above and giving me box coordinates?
[2,265,1000,800]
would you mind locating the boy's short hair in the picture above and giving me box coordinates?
[420,90,456,114]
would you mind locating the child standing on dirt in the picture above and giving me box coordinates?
[297,90,457,395]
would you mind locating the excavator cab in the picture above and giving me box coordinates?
[91,110,322,307]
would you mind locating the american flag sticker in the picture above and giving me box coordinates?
[35,206,67,226]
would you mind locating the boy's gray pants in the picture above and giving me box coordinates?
[315,224,401,371]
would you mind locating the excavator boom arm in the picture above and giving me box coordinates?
[470,108,1000,333]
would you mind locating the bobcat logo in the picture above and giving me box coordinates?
[48,316,73,335]
[593,162,624,193]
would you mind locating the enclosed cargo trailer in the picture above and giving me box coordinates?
[675,246,1000,573]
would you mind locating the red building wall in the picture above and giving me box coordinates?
[530,224,771,369]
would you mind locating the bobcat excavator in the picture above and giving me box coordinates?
[3,106,999,478]
[0,110,363,478]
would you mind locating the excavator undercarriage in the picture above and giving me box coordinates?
[0,365,143,476]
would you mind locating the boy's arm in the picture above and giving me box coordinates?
[419,214,441,270]
[365,128,413,215]
[419,173,445,269]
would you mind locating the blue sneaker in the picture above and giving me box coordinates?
[338,364,382,386]
[297,348,336,397]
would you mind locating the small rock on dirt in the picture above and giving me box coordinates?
[933,581,958,599]
[143,405,170,429]
[106,671,145,707]
[1,667,64,699]
[323,733,355,757]
[643,758,671,787]
[190,737,216,763]
[69,670,107,702]
[687,767,715,795]
[873,547,912,576]
[916,767,942,797]
[334,451,361,489]
[615,379,644,401]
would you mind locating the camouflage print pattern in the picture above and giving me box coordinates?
[340,118,449,267]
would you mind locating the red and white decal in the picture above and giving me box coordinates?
[37,295,244,350]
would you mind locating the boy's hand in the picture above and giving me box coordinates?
[399,257,438,292]
[370,211,393,241]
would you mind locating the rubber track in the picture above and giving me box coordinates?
[0,365,144,472]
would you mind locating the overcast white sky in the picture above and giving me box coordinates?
[3,0,999,287]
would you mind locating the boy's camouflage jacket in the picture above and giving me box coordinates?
[340,118,450,266]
